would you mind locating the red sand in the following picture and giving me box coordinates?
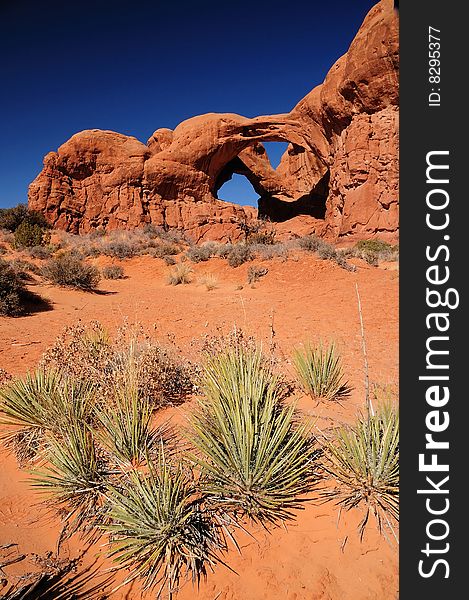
[0,253,398,599]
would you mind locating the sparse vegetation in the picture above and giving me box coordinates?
[42,254,101,290]
[323,403,399,539]
[0,203,49,233]
[247,265,268,284]
[293,341,351,402]
[0,258,40,316]
[166,262,193,285]
[185,242,219,263]
[198,273,218,291]
[227,243,253,268]
[102,264,125,279]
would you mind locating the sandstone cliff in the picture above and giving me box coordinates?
[28,0,398,243]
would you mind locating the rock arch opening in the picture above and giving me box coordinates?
[213,140,329,222]
[216,173,259,208]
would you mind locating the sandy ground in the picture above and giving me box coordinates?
[0,252,398,599]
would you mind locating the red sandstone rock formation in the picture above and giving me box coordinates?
[28,0,398,243]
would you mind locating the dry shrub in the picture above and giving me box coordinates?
[102,264,125,280]
[247,265,268,284]
[40,321,194,408]
[185,242,218,263]
[41,254,101,290]
[0,259,31,316]
[227,244,252,268]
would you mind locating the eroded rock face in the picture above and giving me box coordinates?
[28,0,398,242]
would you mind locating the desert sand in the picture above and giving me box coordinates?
[0,251,398,599]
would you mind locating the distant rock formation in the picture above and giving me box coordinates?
[28,0,398,243]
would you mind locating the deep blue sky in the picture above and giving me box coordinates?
[0,0,375,209]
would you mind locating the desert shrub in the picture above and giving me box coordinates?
[251,242,289,261]
[166,263,193,285]
[105,449,227,598]
[14,221,50,249]
[42,254,101,290]
[0,204,49,232]
[0,259,28,316]
[102,264,125,280]
[40,321,194,408]
[27,244,54,259]
[9,258,40,278]
[188,343,317,524]
[352,239,399,265]
[298,236,356,272]
[298,234,323,252]
[198,273,218,291]
[293,341,351,402]
[226,244,253,268]
[247,265,268,284]
[241,219,276,245]
[163,255,176,266]
[213,243,233,259]
[101,239,137,259]
[323,403,399,538]
[185,242,218,263]
[147,242,180,259]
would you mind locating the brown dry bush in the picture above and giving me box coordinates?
[40,321,194,408]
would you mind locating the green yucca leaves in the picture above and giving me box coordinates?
[105,450,226,599]
[323,403,399,538]
[293,341,350,402]
[32,422,108,540]
[0,370,95,463]
[189,345,318,525]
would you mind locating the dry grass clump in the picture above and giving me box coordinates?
[198,273,218,291]
[166,263,193,285]
[102,264,125,279]
[322,403,399,539]
[41,254,101,290]
[297,235,355,271]
[293,341,351,402]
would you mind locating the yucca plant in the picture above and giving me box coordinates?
[105,450,226,599]
[323,403,399,539]
[32,422,109,541]
[293,341,350,402]
[188,344,318,525]
[0,370,95,463]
